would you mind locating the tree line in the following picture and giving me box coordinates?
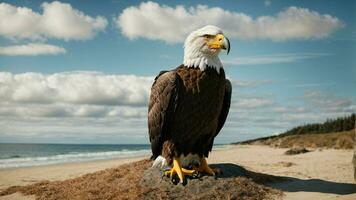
[281,113,355,137]
[233,113,355,145]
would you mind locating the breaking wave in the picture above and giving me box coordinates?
[0,149,150,169]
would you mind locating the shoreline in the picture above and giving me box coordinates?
[0,144,231,171]
[0,153,150,172]
[1,145,355,200]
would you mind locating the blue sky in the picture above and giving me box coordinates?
[0,0,355,144]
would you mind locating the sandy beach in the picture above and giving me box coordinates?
[1,145,355,200]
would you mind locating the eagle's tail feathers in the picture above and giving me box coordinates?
[152,155,168,168]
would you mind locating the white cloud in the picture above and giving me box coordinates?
[275,106,309,114]
[115,1,343,43]
[0,1,108,41]
[0,71,153,106]
[0,117,148,144]
[264,0,272,7]
[0,43,66,56]
[232,80,274,88]
[0,71,153,142]
[233,97,273,109]
[281,112,321,122]
[226,88,355,142]
[303,90,354,113]
[0,103,148,119]
[224,53,331,66]
[286,82,336,88]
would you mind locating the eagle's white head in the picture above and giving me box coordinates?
[183,25,230,73]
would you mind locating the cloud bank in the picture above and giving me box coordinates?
[224,53,331,66]
[0,1,108,41]
[0,71,354,143]
[116,1,343,43]
[0,43,66,56]
[0,71,153,106]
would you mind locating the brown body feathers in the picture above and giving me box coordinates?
[148,65,231,165]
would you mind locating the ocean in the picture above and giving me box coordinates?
[0,143,151,169]
[0,143,228,169]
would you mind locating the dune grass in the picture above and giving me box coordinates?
[241,130,354,149]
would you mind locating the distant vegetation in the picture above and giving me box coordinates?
[281,113,355,136]
[234,113,355,149]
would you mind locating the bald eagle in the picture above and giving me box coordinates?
[148,25,232,183]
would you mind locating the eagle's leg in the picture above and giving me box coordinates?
[164,157,195,183]
[194,157,220,175]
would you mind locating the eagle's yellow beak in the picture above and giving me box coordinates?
[207,34,230,54]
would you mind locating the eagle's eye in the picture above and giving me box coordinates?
[203,34,214,39]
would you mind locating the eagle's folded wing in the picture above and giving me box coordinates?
[148,71,182,159]
[216,79,232,135]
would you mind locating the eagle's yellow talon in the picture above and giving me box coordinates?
[164,157,195,183]
[194,157,219,176]
[182,168,195,174]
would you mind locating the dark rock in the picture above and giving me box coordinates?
[140,163,283,200]
[284,147,310,155]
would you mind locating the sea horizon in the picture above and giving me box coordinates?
[0,143,229,169]
[0,143,151,169]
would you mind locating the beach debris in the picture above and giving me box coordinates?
[284,147,310,155]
